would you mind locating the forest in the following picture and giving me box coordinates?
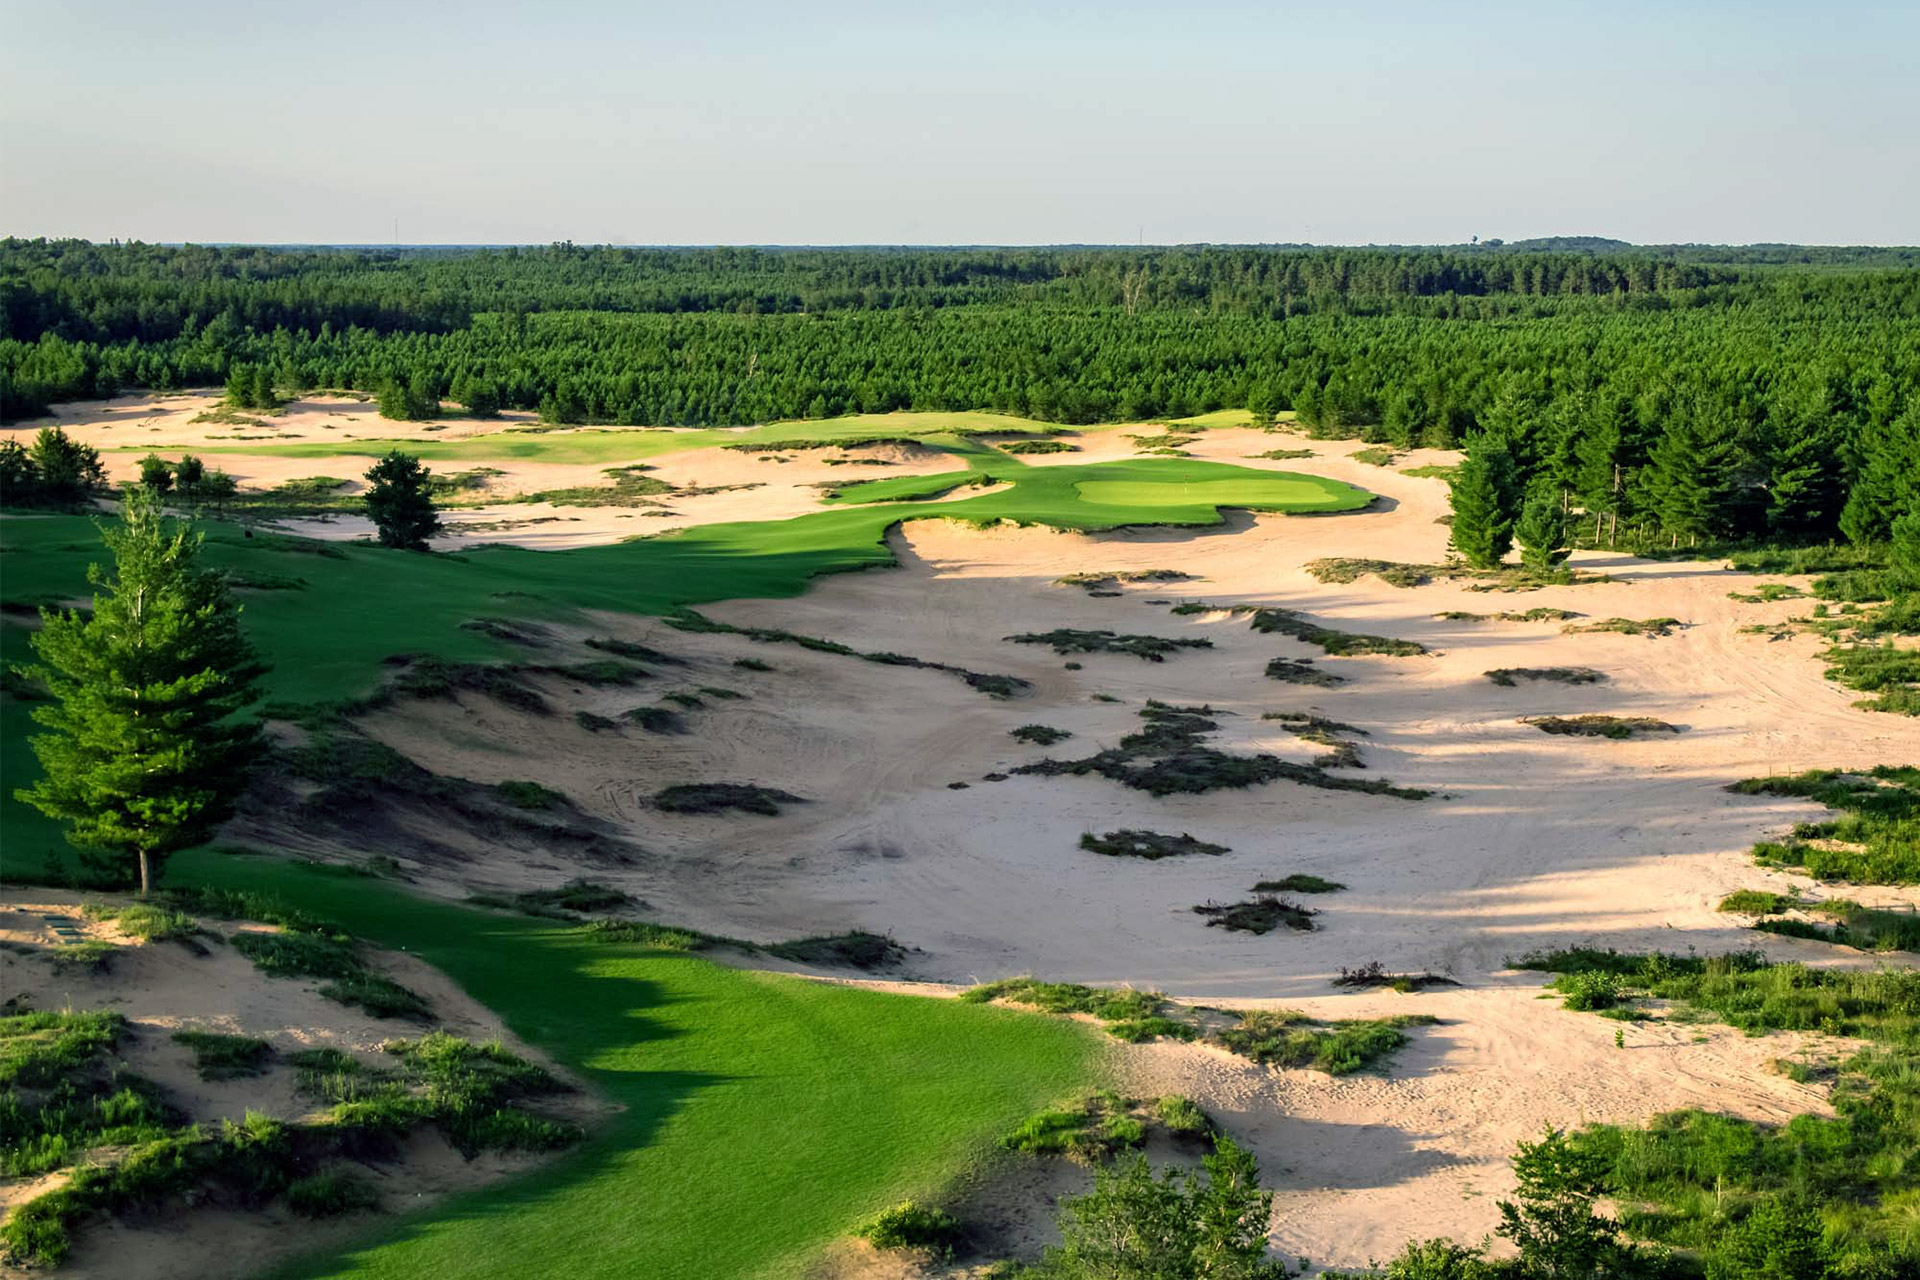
[2,239,1917,546]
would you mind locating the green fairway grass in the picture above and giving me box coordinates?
[169,411,1069,467]
[136,852,1096,1280]
[1074,475,1343,509]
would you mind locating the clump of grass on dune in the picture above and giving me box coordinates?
[1521,714,1680,738]
[1078,829,1229,859]
[762,931,904,970]
[1056,569,1195,593]
[1265,656,1345,685]
[651,782,807,815]
[1333,961,1458,992]
[1729,766,1920,883]
[858,1200,963,1258]
[1247,607,1428,656]
[1562,616,1685,637]
[1439,607,1581,622]
[1752,900,1920,954]
[1717,889,1798,915]
[1004,628,1212,661]
[1011,723,1073,745]
[468,879,632,919]
[229,931,429,1020]
[1217,1010,1439,1075]
[959,979,1195,1043]
[1484,666,1606,686]
[1254,874,1345,893]
[1193,896,1317,934]
[1002,1090,1147,1163]
[172,1031,275,1081]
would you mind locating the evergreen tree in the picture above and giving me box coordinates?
[1890,505,1920,588]
[1840,405,1920,545]
[1031,1138,1284,1279]
[0,439,39,505]
[1496,1129,1639,1278]
[1765,417,1845,538]
[137,453,174,493]
[1516,493,1571,574]
[174,454,206,497]
[1573,396,1641,541]
[363,450,443,550]
[225,364,252,407]
[460,378,502,419]
[1644,404,1733,546]
[28,427,106,505]
[249,366,277,410]
[1449,436,1520,568]
[15,487,267,894]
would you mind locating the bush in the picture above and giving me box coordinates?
[1003,1092,1147,1163]
[1154,1093,1212,1137]
[1193,896,1316,934]
[1012,723,1074,745]
[858,1201,962,1258]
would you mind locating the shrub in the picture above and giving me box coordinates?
[858,1201,962,1257]
[1011,724,1074,745]
[1154,1093,1212,1137]
[1003,1092,1147,1163]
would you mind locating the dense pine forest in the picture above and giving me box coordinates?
[3,239,1917,546]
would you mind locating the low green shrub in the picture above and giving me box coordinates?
[1154,1093,1212,1137]
[1005,628,1212,661]
[858,1200,962,1257]
[1253,874,1345,893]
[1011,723,1073,745]
[1522,715,1680,738]
[1484,666,1606,687]
[1249,607,1427,655]
[495,779,564,810]
[1717,889,1797,914]
[1003,1092,1147,1163]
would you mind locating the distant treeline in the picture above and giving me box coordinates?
[1,240,1916,544]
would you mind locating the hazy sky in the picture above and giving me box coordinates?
[4,1,1916,245]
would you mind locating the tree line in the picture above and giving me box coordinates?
[1,242,1915,549]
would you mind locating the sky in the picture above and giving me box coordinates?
[3,1,1916,246]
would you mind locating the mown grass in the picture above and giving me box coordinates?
[1729,766,1920,883]
[6,852,1102,1280]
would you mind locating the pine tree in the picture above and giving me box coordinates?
[1449,436,1519,568]
[1840,405,1920,545]
[28,427,106,505]
[225,364,252,407]
[249,366,277,410]
[137,453,174,493]
[1644,404,1733,546]
[16,487,267,894]
[1891,505,1920,589]
[1516,493,1571,574]
[1766,417,1845,538]
[364,450,443,550]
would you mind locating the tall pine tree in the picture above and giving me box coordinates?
[1840,405,1920,545]
[1516,493,1571,574]
[1765,416,1845,538]
[1644,402,1733,546]
[1449,435,1520,568]
[16,487,267,893]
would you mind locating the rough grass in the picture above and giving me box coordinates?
[229,931,429,1019]
[1717,889,1798,915]
[78,902,205,943]
[1015,700,1427,798]
[1438,608,1581,622]
[1752,903,1920,953]
[1011,724,1073,745]
[1264,657,1345,686]
[1253,874,1345,893]
[1056,568,1197,594]
[959,979,1195,1043]
[1217,1010,1440,1075]
[668,609,1031,698]
[1247,608,1427,656]
[1002,1091,1147,1163]
[1562,616,1685,637]
[1522,714,1681,738]
[470,880,633,919]
[495,779,565,810]
[1078,829,1229,859]
[1305,557,1606,593]
[1729,766,1920,883]
[1513,945,1920,1263]
[651,783,806,816]
[1485,666,1607,687]
[172,1031,275,1081]
[1332,961,1459,992]
[763,931,905,970]
[1004,628,1212,661]
[1193,896,1317,934]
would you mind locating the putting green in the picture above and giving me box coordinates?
[1075,476,1339,508]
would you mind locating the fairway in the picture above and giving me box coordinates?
[157,853,1097,1280]
[1075,476,1341,509]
